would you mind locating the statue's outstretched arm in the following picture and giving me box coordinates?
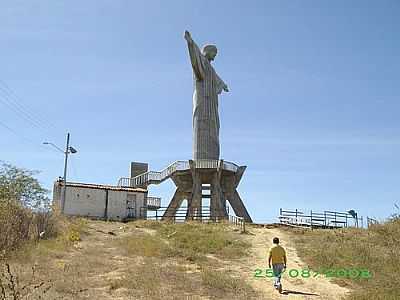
[184,30,205,80]
[216,73,229,94]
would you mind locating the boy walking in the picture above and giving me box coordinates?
[268,237,287,293]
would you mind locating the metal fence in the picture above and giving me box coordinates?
[140,206,230,223]
[367,216,379,227]
[279,208,364,229]
[146,197,161,208]
[229,215,245,233]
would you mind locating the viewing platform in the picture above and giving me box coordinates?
[117,159,240,188]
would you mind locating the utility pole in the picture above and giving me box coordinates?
[61,133,70,213]
[44,132,77,214]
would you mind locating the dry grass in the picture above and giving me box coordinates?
[0,200,50,257]
[200,267,257,299]
[0,216,89,299]
[107,258,202,299]
[287,217,400,300]
[113,220,257,299]
[9,217,88,263]
[134,220,251,262]
[0,201,84,260]
[117,231,175,258]
[1,219,258,299]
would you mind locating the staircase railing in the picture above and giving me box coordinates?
[117,159,240,188]
[147,196,161,208]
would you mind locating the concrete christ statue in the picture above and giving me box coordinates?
[184,30,229,160]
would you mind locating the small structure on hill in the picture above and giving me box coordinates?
[53,179,160,221]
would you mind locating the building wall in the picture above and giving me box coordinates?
[138,192,147,219]
[53,181,148,221]
[135,192,147,218]
[107,190,127,220]
[53,181,62,209]
[107,191,147,220]
[64,186,107,218]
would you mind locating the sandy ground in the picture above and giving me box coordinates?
[56,221,143,300]
[12,221,350,299]
[233,226,350,300]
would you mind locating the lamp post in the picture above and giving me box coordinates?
[44,133,77,213]
[348,209,358,228]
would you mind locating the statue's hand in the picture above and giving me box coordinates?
[184,30,192,42]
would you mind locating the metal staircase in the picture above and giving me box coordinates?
[117,159,239,188]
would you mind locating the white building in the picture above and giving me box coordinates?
[53,180,160,221]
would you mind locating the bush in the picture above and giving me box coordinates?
[0,162,62,258]
[0,199,33,256]
[0,200,62,258]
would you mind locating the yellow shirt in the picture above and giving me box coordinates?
[269,245,286,264]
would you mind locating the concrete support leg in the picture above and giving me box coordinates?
[187,177,202,220]
[162,189,185,221]
[211,172,228,221]
[187,161,202,220]
[226,190,253,223]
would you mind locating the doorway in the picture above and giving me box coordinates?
[126,194,137,218]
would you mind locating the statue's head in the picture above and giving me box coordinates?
[202,44,217,61]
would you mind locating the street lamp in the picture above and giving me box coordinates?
[43,132,78,213]
[348,209,358,228]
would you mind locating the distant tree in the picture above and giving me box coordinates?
[0,162,50,210]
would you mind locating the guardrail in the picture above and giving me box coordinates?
[117,160,240,188]
[279,208,363,229]
[140,206,230,223]
[367,216,379,227]
[194,160,219,169]
[229,215,245,233]
[147,196,161,208]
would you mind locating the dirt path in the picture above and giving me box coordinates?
[235,227,350,300]
[15,221,350,299]
[58,222,350,299]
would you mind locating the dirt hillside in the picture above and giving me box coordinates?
[1,220,350,299]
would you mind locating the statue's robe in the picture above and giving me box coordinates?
[187,40,226,160]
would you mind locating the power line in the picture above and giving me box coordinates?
[0,79,58,130]
[0,87,54,136]
[0,118,65,156]
[0,119,45,149]
[0,79,70,158]
[0,79,60,134]
[0,90,45,132]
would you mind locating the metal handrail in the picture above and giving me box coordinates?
[279,208,363,228]
[117,159,240,187]
[229,215,245,232]
[147,196,161,208]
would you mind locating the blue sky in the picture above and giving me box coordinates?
[1,1,399,223]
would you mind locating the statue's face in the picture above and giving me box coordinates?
[205,49,217,61]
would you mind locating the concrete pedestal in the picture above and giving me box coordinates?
[162,160,252,222]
